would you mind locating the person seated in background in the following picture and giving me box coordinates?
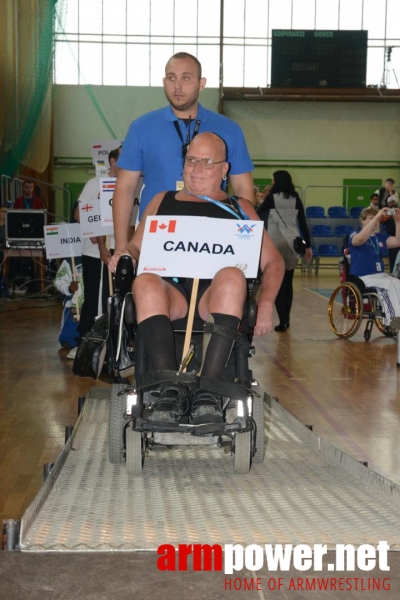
[14,180,46,209]
[53,258,84,358]
[349,206,400,325]
[370,193,380,208]
[115,132,284,424]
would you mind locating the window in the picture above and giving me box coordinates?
[54,0,400,88]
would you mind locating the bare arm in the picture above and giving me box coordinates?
[112,168,141,253]
[238,200,285,336]
[96,235,111,265]
[352,208,387,246]
[229,172,255,206]
[121,192,166,268]
[387,209,400,249]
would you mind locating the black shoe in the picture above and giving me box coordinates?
[148,383,189,423]
[274,323,289,332]
[189,389,224,424]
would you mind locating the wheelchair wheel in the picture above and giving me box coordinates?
[126,425,144,475]
[234,431,251,474]
[109,384,127,464]
[328,283,363,338]
[252,395,265,464]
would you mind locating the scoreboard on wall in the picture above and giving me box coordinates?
[271,30,368,88]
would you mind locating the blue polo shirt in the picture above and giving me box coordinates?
[349,231,389,276]
[118,103,254,218]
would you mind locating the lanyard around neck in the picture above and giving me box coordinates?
[184,190,249,220]
[368,235,380,256]
[173,118,201,145]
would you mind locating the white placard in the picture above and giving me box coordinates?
[44,223,83,259]
[138,216,263,279]
[99,178,116,226]
[99,176,143,227]
[79,195,114,238]
[91,139,123,165]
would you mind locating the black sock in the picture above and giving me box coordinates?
[201,313,240,379]
[137,315,177,371]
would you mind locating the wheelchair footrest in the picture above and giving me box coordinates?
[132,416,252,436]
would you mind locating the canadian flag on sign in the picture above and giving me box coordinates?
[149,219,177,233]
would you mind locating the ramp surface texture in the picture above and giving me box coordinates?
[20,388,400,551]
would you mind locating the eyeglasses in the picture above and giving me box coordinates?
[184,156,225,170]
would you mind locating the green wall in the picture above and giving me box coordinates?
[52,85,400,217]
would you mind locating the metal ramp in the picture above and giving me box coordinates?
[19,388,400,551]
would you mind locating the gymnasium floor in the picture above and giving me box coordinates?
[1,270,399,598]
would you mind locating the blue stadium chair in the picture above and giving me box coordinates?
[318,244,340,257]
[333,225,354,236]
[311,224,332,237]
[327,206,348,218]
[306,206,325,218]
[349,206,364,219]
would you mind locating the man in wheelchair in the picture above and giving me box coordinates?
[348,205,400,325]
[114,132,284,424]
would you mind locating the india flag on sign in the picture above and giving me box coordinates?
[46,227,59,236]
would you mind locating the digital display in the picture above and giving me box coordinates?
[271,30,368,88]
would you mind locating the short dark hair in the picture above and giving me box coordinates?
[167,52,202,78]
[370,193,379,200]
[108,147,121,164]
[22,179,34,185]
[385,178,395,184]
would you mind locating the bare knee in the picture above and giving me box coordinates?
[132,273,165,304]
[214,267,247,295]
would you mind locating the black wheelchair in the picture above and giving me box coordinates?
[108,256,265,475]
[328,254,396,341]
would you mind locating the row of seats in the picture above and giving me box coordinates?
[311,224,354,237]
[306,205,363,218]
[312,244,340,257]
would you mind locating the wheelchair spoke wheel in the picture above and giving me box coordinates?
[252,395,265,464]
[374,316,386,335]
[328,283,363,338]
[109,384,127,464]
[234,431,251,474]
[126,426,144,475]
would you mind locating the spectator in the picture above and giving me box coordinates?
[370,193,380,208]
[110,52,254,270]
[14,180,46,209]
[383,197,400,273]
[258,170,312,332]
[375,179,398,208]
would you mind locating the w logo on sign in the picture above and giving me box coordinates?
[149,220,177,233]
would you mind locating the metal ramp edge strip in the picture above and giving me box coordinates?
[267,394,400,510]
[18,387,109,546]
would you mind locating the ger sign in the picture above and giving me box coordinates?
[138,216,263,279]
[79,194,114,238]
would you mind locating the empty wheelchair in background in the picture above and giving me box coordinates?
[328,254,396,341]
[108,257,265,476]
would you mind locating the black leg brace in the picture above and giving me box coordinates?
[199,313,240,379]
[137,315,177,371]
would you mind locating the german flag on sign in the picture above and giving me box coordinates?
[149,220,176,233]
